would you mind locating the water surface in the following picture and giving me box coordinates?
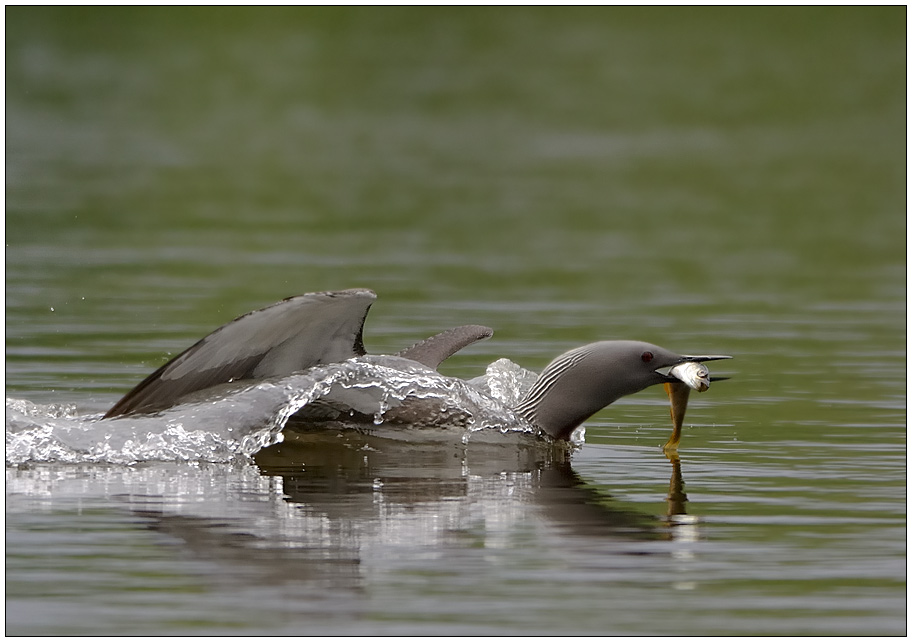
[5,7,906,635]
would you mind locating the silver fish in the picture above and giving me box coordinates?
[669,361,711,392]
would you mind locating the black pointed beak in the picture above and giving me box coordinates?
[683,355,731,383]
[681,354,732,364]
[656,354,732,384]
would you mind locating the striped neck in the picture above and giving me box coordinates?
[514,344,597,438]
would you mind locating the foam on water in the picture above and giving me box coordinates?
[5,357,554,465]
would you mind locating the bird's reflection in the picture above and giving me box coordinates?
[253,427,691,538]
[134,428,694,590]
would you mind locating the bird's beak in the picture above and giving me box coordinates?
[660,354,731,384]
[681,354,732,364]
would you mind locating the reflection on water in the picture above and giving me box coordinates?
[136,435,687,592]
[7,431,700,635]
[7,426,905,635]
[663,452,688,518]
[255,431,689,543]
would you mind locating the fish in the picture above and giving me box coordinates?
[663,361,712,452]
[669,361,711,392]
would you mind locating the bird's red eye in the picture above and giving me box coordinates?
[641,351,654,363]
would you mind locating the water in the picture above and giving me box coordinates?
[5,7,906,635]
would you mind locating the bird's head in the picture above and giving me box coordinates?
[516,340,729,440]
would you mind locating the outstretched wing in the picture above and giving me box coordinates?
[397,324,493,369]
[104,289,377,418]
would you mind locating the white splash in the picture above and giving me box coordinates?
[6,356,556,465]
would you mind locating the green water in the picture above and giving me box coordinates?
[6,7,906,635]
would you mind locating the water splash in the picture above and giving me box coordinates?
[6,356,556,465]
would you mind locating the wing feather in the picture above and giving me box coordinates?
[396,325,493,369]
[104,289,376,418]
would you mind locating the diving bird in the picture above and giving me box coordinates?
[104,288,730,441]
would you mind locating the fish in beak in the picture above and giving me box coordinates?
[662,356,731,452]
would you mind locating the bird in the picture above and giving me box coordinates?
[103,288,730,442]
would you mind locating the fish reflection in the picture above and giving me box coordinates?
[664,451,688,518]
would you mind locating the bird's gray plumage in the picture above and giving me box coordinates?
[105,289,729,440]
[105,288,493,418]
[397,325,494,368]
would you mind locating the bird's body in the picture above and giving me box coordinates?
[105,289,730,445]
